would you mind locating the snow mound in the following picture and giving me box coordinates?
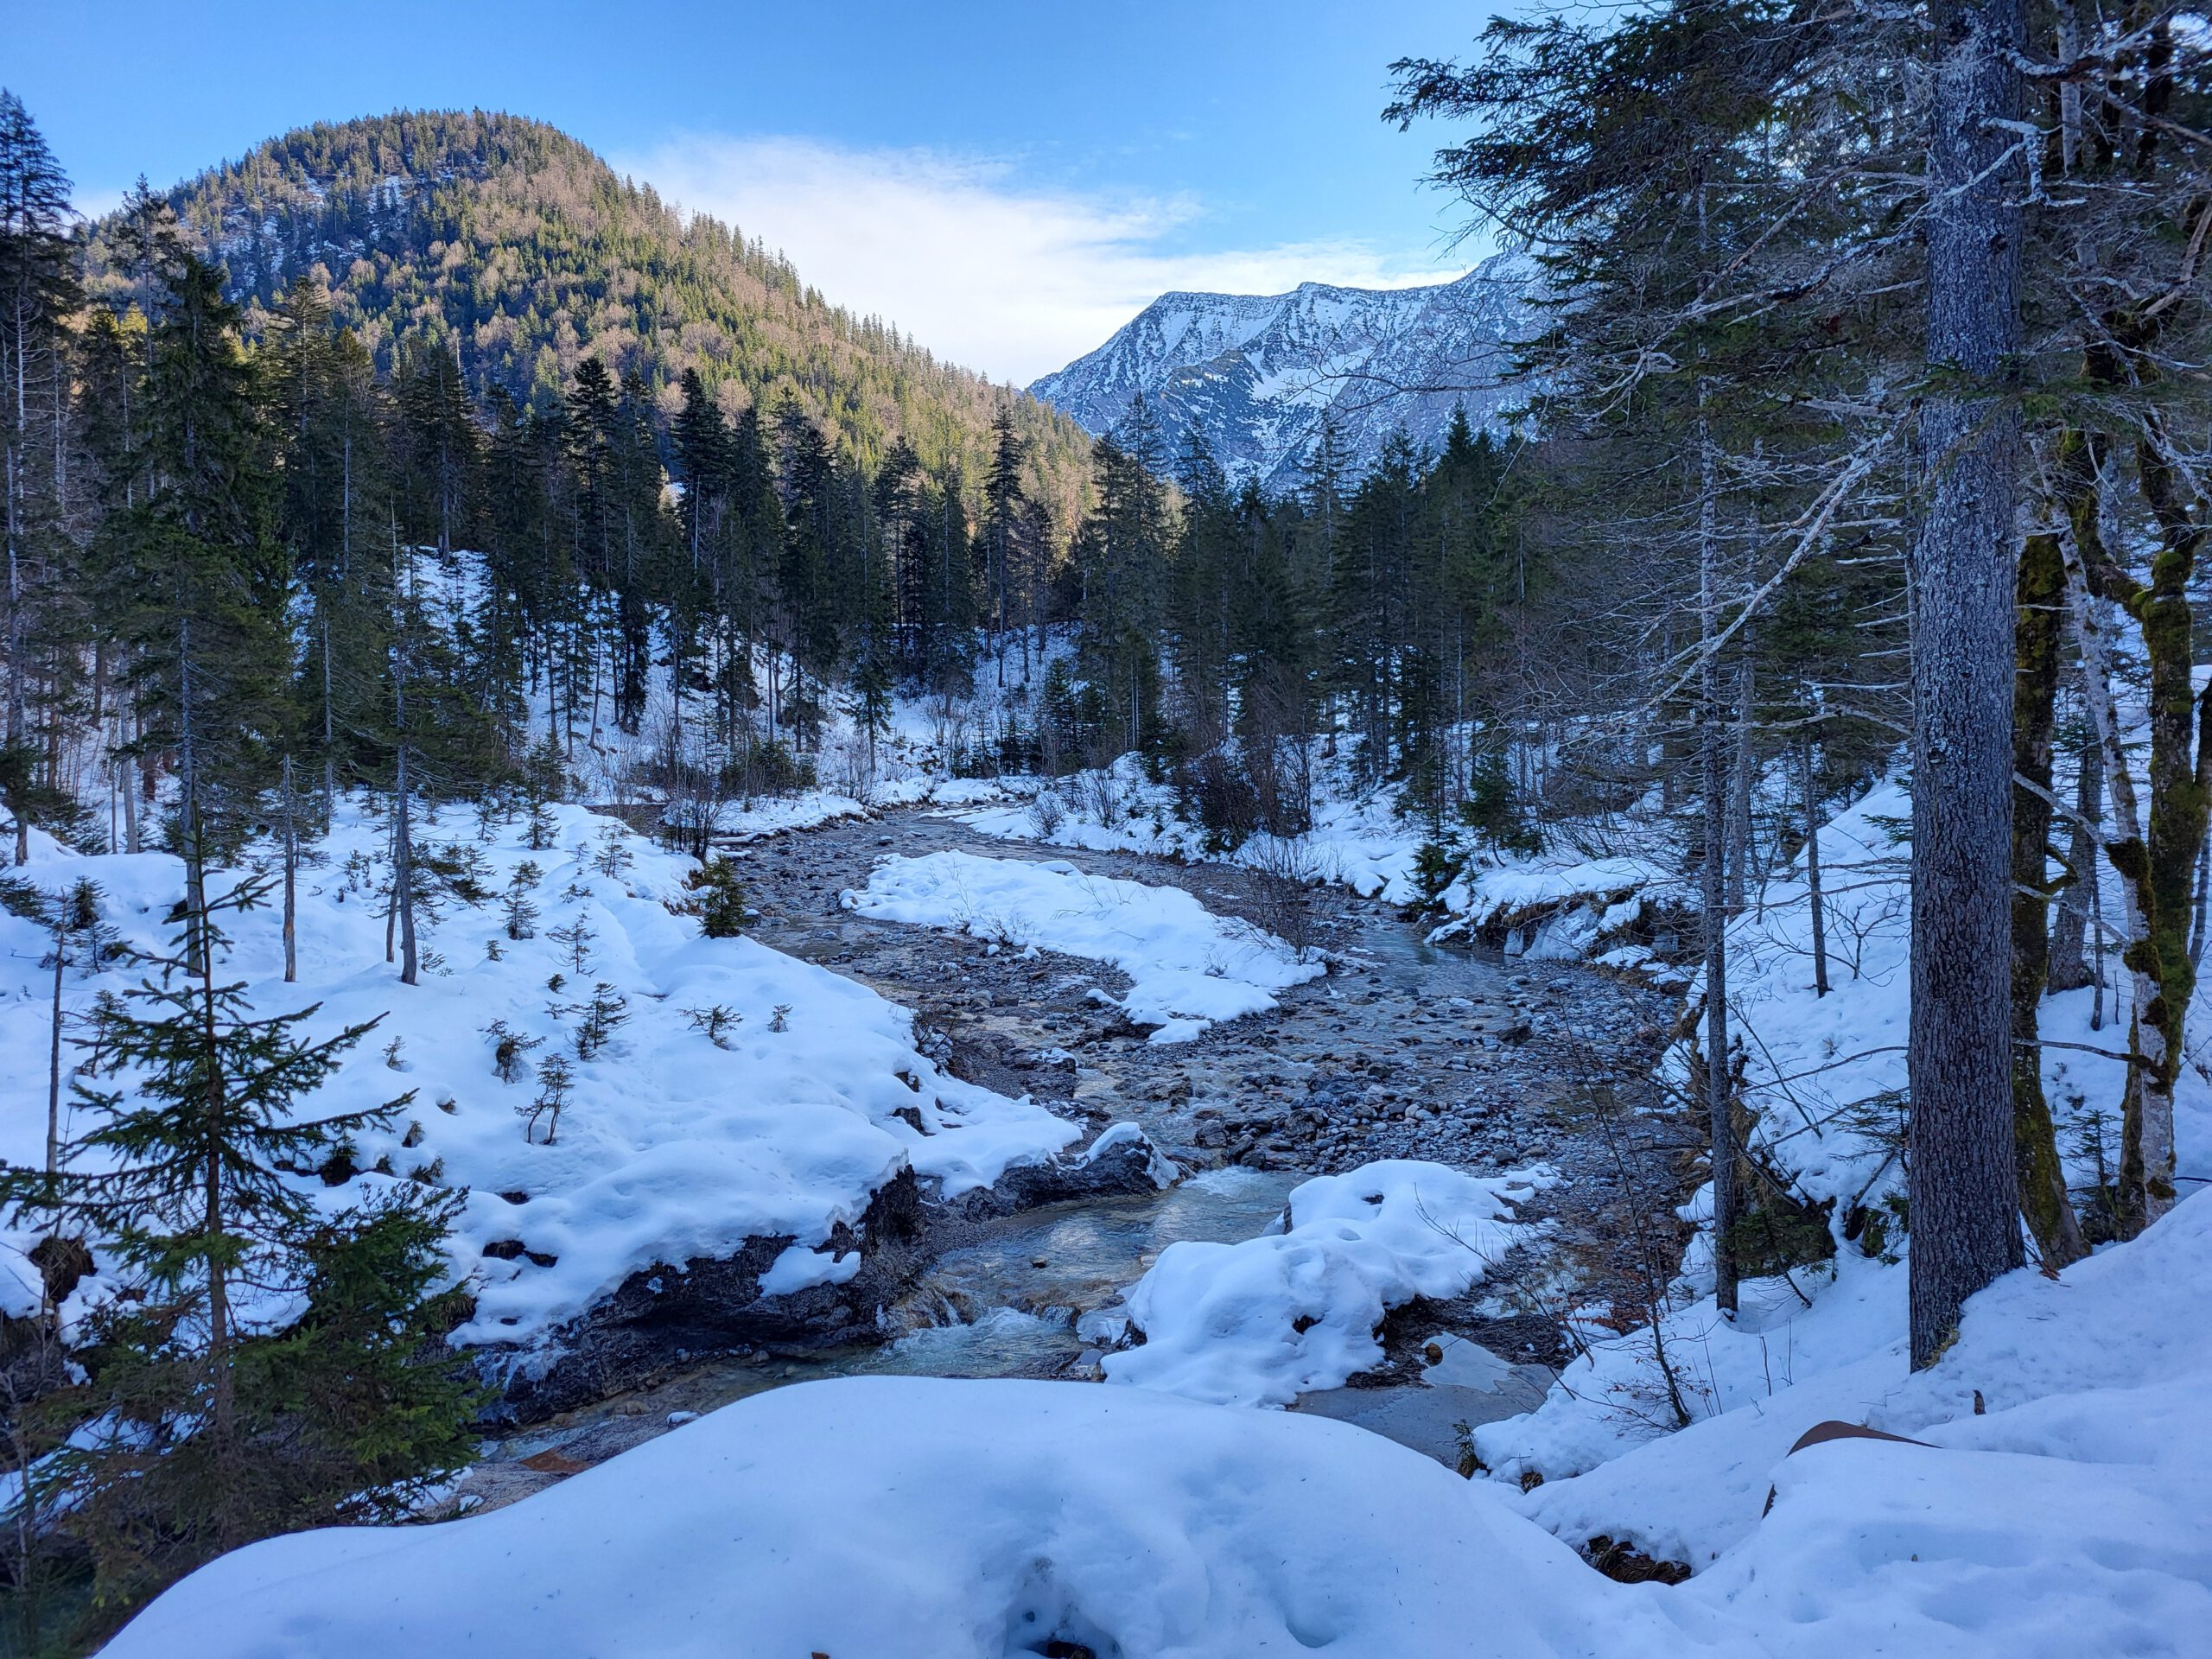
[846,849,1322,1041]
[955,753,1685,959]
[100,1200,2212,1659]
[99,1376,1672,1659]
[1106,1160,1544,1406]
[955,759,1428,901]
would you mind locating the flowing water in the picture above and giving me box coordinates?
[474,1166,1300,1484]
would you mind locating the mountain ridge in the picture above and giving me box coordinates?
[1029,251,1540,490]
[84,109,1093,512]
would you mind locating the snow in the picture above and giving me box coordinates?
[0,801,1077,1352]
[1508,1191,2212,1653]
[60,751,2212,1658]
[954,755,1430,902]
[103,1376,1678,1659]
[712,775,1011,843]
[1466,768,2212,1617]
[846,849,1323,1041]
[1104,1160,1545,1406]
[1028,250,1536,489]
[955,752,1686,976]
[105,1195,2212,1656]
[32,648,2212,1653]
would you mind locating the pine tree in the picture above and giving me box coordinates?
[392,337,478,559]
[108,253,289,874]
[0,870,457,1616]
[979,410,1035,682]
[0,92,86,862]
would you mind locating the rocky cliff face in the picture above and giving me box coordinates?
[1030,251,1540,489]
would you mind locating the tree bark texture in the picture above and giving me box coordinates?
[1909,0,2027,1370]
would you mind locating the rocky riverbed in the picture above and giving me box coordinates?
[457,803,1693,1510]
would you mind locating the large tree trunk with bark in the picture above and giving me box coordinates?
[2113,433,2202,1230]
[1908,0,2027,1370]
[2063,427,2201,1236]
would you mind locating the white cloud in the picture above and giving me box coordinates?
[616,135,1460,385]
[72,187,125,223]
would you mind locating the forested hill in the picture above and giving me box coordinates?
[79,109,1092,515]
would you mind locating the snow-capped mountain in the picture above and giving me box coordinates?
[1029,251,1541,491]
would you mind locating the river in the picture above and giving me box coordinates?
[458,802,1683,1511]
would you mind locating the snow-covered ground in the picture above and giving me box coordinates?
[0,801,1077,1353]
[1104,1160,1547,1405]
[100,1375,1676,1659]
[846,849,1324,1042]
[37,605,2212,1653]
[956,752,1693,984]
[105,1186,2212,1657]
[956,754,1430,902]
[1467,774,2212,1582]
[713,775,1010,842]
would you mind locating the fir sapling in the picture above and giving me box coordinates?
[519,1055,574,1144]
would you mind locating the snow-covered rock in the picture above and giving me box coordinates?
[1105,1160,1545,1406]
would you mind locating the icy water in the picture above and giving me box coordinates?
[474,1166,1299,1483]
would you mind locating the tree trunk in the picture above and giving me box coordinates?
[190,862,238,1540]
[2048,709,2101,991]
[2065,532,2163,1226]
[119,742,138,856]
[1698,417,1738,1318]
[2188,829,2210,975]
[2009,531,2088,1268]
[179,622,210,982]
[321,611,336,820]
[46,912,65,1177]
[1727,657,1755,912]
[2111,432,2202,1230]
[281,753,298,983]
[2063,428,2198,1236]
[1908,0,2026,1370]
[394,741,419,988]
[1802,733,1829,997]
[392,609,420,988]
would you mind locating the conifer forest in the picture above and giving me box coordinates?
[2,3,2210,1655]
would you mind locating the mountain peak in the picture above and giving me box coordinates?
[1030,251,1540,489]
[85,109,1096,517]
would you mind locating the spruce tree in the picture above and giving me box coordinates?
[0,92,86,862]
[0,869,468,1617]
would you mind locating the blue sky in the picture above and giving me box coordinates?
[5,0,1503,380]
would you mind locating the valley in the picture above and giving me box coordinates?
[9,4,2211,1645]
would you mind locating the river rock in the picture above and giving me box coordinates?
[941,1122,1177,1221]
[482,1168,929,1423]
